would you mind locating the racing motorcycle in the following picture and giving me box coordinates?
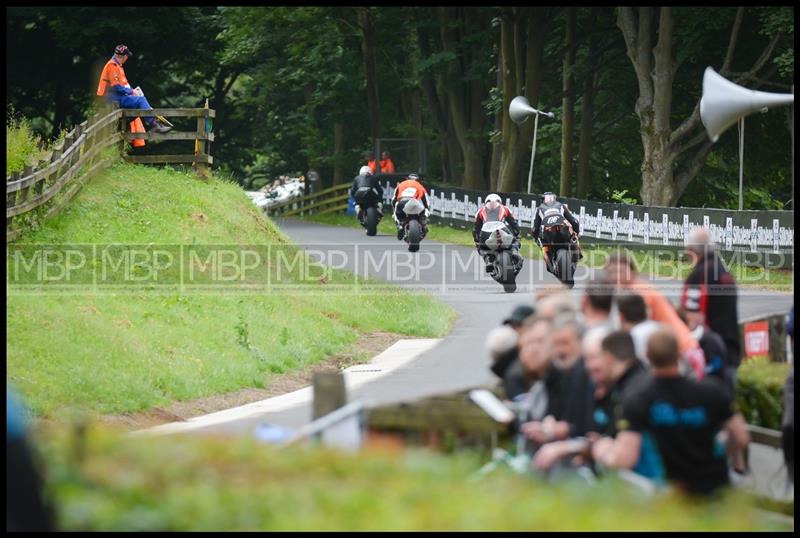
[478,221,523,293]
[353,186,383,236]
[537,235,578,289]
[395,196,427,252]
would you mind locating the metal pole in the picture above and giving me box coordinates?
[738,117,744,211]
[527,112,540,195]
[791,86,794,211]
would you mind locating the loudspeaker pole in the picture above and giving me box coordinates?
[527,112,540,195]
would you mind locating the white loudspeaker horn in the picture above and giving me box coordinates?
[700,67,794,142]
[509,96,555,125]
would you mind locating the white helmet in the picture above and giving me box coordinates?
[359,165,372,176]
[485,193,502,210]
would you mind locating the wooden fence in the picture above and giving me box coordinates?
[6,104,215,243]
[6,107,122,243]
[265,183,351,218]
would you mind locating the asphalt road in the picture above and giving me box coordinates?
[198,217,793,435]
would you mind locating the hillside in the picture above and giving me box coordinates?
[6,162,455,419]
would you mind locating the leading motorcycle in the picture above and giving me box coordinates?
[478,221,523,293]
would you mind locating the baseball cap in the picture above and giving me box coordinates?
[114,44,133,57]
[502,305,535,326]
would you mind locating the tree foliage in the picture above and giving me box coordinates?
[6,6,793,209]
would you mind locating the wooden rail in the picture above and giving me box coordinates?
[7,104,217,243]
[120,102,214,170]
[265,183,351,217]
[6,108,122,243]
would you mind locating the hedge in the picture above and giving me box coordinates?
[736,357,790,430]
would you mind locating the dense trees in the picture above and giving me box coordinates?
[6,7,794,209]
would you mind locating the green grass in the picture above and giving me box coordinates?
[7,162,455,418]
[33,423,791,531]
[301,212,793,292]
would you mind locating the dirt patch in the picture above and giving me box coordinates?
[95,331,407,431]
[190,212,207,223]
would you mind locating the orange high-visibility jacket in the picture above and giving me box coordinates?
[97,58,129,96]
[379,158,395,174]
[367,159,378,174]
[394,179,427,201]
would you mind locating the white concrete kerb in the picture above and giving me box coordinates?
[129,338,442,437]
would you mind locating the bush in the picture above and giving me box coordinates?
[736,357,789,430]
[6,114,46,175]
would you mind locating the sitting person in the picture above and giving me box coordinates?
[96,44,171,134]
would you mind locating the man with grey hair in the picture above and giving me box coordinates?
[681,226,740,379]
[520,313,594,444]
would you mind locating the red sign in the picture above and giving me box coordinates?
[744,321,770,358]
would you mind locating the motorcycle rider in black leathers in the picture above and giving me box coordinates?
[350,165,384,225]
[473,193,524,274]
[532,192,583,266]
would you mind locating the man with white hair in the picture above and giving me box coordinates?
[681,227,740,381]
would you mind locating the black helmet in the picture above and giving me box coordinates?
[407,173,419,181]
[114,44,133,57]
[543,192,557,204]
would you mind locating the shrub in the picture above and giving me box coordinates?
[736,357,789,430]
[6,114,46,175]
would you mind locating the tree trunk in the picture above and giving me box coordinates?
[358,7,382,142]
[559,7,577,197]
[497,7,548,194]
[439,6,485,189]
[576,9,600,199]
[489,38,504,191]
[333,121,344,186]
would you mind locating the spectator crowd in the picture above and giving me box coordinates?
[483,227,769,496]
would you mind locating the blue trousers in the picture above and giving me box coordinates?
[113,94,155,126]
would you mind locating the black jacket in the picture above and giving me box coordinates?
[350,174,383,202]
[532,201,580,242]
[682,251,740,367]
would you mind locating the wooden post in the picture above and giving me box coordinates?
[7,171,20,237]
[35,153,51,197]
[312,371,347,420]
[48,141,64,194]
[19,164,34,206]
[194,100,211,180]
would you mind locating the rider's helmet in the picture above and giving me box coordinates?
[407,173,419,182]
[543,191,557,205]
[359,165,372,176]
[485,193,502,211]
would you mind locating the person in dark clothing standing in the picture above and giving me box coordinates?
[591,329,750,496]
[682,227,740,371]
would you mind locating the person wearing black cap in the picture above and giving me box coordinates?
[96,44,171,134]
[486,304,535,399]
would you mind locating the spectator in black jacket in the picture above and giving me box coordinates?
[682,227,740,371]
[486,305,536,399]
[591,329,750,496]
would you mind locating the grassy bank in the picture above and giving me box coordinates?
[31,423,790,531]
[300,212,793,292]
[7,162,455,418]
